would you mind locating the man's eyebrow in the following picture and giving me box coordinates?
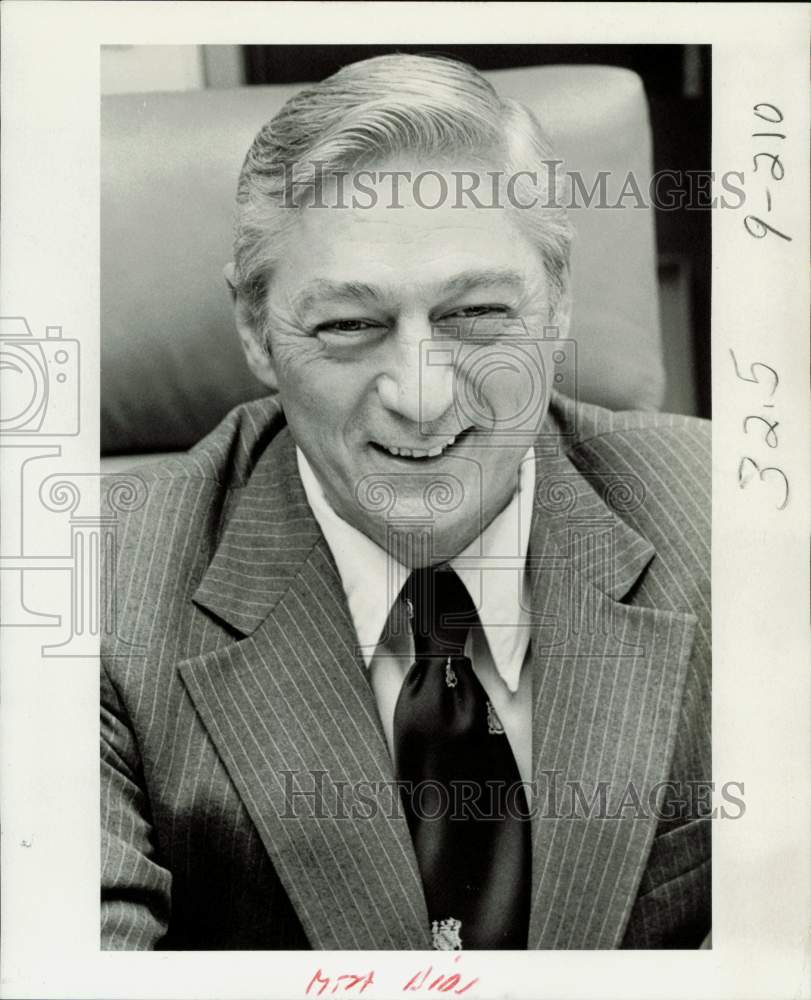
[291,280,382,315]
[438,269,526,298]
[291,269,527,316]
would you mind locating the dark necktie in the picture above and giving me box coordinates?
[393,565,530,950]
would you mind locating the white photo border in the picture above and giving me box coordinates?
[1,3,808,998]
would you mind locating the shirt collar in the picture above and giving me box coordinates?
[296,448,535,693]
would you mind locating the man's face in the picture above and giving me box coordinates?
[249,162,557,564]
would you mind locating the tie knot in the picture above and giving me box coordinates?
[404,566,477,659]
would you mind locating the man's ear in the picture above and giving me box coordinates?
[223,263,278,391]
[550,282,573,339]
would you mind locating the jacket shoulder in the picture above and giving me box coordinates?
[108,395,284,488]
[550,394,710,499]
[550,393,711,612]
[551,391,710,452]
[101,396,285,653]
[103,395,285,530]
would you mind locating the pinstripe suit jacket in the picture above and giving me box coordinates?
[101,391,711,951]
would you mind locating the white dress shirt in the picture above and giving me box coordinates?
[296,448,535,785]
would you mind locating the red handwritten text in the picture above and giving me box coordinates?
[306,968,375,995]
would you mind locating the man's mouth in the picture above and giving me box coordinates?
[370,428,473,461]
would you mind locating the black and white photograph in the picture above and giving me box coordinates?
[1,4,809,999]
[100,41,714,953]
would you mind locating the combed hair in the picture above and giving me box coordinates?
[234,54,573,334]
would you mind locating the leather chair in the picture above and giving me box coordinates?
[101,66,664,470]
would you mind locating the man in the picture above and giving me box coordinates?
[101,54,711,951]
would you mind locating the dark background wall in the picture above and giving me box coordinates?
[242,44,712,418]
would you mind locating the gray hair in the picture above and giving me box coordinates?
[234,54,573,334]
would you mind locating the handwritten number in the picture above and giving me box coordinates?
[752,151,785,181]
[735,109,789,512]
[753,103,784,124]
[729,349,778,395]
[744,214,793,242]
[760,466,790,510]
[743,415,779,448]
[738,457,789,510]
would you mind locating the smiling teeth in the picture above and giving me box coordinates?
[384,435,456,459]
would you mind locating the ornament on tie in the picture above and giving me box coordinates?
[444,657,458,689]
[431,917,463,950]
[486,701,505,735]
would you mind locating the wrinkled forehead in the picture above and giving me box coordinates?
[274,200,547,316]
[283,158,538,262]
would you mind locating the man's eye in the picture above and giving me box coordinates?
[316,319,382,334]
[441,305,510,319]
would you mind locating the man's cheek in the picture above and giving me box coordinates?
[271,333,329,386]
[463,365,538,432]
[264,301,324,361]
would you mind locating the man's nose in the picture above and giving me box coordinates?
[376,322,456,425]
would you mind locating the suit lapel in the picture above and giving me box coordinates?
[181,429,429,949]
[526,435,697,949]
